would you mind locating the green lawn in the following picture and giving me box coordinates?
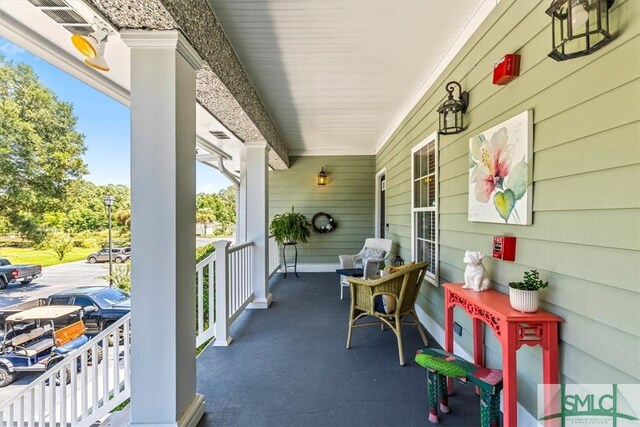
[0,246,99,267]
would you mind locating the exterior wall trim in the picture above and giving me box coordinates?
[410,132,439,285]
[375,167,387,239]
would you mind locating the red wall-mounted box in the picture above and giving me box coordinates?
[493,54,521,85]
[493,236,516,262]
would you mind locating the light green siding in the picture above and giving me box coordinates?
[376,0,640,416]
[269,156,375,265]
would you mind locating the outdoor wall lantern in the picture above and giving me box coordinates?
[392,255,405,267]
[546,0,615,61]
[437,81,469,135]
[317,167,328,186]
[71,18,112,72]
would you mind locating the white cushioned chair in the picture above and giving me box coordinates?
[338,238,393,299]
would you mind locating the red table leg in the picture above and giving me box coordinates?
[542,322,560,427]
[473,318,484,367]
[502,322,518,427]
[444,292,454,393]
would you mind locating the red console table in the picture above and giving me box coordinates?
[443,283,562,427]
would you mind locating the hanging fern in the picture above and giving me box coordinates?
[270,206,312,245]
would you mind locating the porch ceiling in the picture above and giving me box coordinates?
[207,0,493,156]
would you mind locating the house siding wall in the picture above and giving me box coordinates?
[269,156,375,265]
[376,0,640,416]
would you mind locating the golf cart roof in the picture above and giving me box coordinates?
[6,306,83,322]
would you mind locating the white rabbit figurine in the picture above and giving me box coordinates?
[462,251,491,292]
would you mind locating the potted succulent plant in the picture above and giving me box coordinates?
[508,270,549,313]
[270,206,312,245]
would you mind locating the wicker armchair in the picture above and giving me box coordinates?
[338,238,393,299]
[346,261,430,365]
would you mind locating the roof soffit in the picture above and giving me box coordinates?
[85,0,289,169]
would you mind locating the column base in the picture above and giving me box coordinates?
[212,336,233,346]
[128,393,205,427]
[248,292,273,309]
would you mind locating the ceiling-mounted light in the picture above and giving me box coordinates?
[71,19,112,72]
[546,0,615,61]
[437,81,469,135]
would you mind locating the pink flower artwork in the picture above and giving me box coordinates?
[468,111,533,225]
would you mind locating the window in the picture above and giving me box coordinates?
[411,133,438,284]
[73,297,95,308]
[48,296,71,305]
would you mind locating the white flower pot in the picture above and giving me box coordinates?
[509,288,539,313]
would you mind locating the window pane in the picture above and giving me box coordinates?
[421,178,428,208]
[416,238,425,263]
[420,147,429,177]
[426,241,435,275]
[427,142,435,175]
[417,212,425,239]
[414,180,420,208]
[428,174,435,207]
[424,211,434,241]
[414,151,420,179]
[74,297,94,308]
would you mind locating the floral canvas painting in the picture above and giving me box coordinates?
[468,110,533,225]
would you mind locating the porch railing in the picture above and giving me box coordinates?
[213,241,254,345]
[196,251,216,348]
[1,236,273,422]
[268,235,281,277]
[0,314,131,426]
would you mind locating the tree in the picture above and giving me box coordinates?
[0,56,87,242]
[46,232,74,261]
[196,186,237,236]
[196,208,215,236]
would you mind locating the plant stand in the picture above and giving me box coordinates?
[282,242,298,278]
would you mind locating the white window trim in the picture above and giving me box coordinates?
[410,132,439,286]
[374,167,387,238]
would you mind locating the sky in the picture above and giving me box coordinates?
[0,36,230,194]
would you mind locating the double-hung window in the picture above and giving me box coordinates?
[411,133,438,284]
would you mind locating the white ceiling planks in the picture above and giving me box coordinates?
[208,0,493,155]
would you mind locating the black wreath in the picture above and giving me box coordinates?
[312,212,338,234]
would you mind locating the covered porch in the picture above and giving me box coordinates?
[196,273,481,427]
[0,0,638,425]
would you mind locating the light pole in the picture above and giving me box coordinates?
[103,195,115,287]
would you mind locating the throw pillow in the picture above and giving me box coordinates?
[379,262,416,313]
[361,248,386,261]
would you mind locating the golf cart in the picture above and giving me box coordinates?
[0,305,91,387]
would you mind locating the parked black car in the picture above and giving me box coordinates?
[0,258,42,290]
[45,287,130,336]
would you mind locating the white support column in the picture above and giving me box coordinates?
[236,153,247,243]
[121,30,204,427]
[245,141,272,309]
[212,240,232,346]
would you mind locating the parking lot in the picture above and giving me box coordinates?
[0,260,112,402]
[0,260,109,309]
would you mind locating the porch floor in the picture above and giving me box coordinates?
[197,272,483,426]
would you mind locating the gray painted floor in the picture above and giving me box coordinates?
[197,273,489,427]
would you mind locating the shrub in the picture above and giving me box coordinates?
[46,233,74,261]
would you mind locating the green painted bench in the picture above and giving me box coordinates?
[415,347,503,426]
